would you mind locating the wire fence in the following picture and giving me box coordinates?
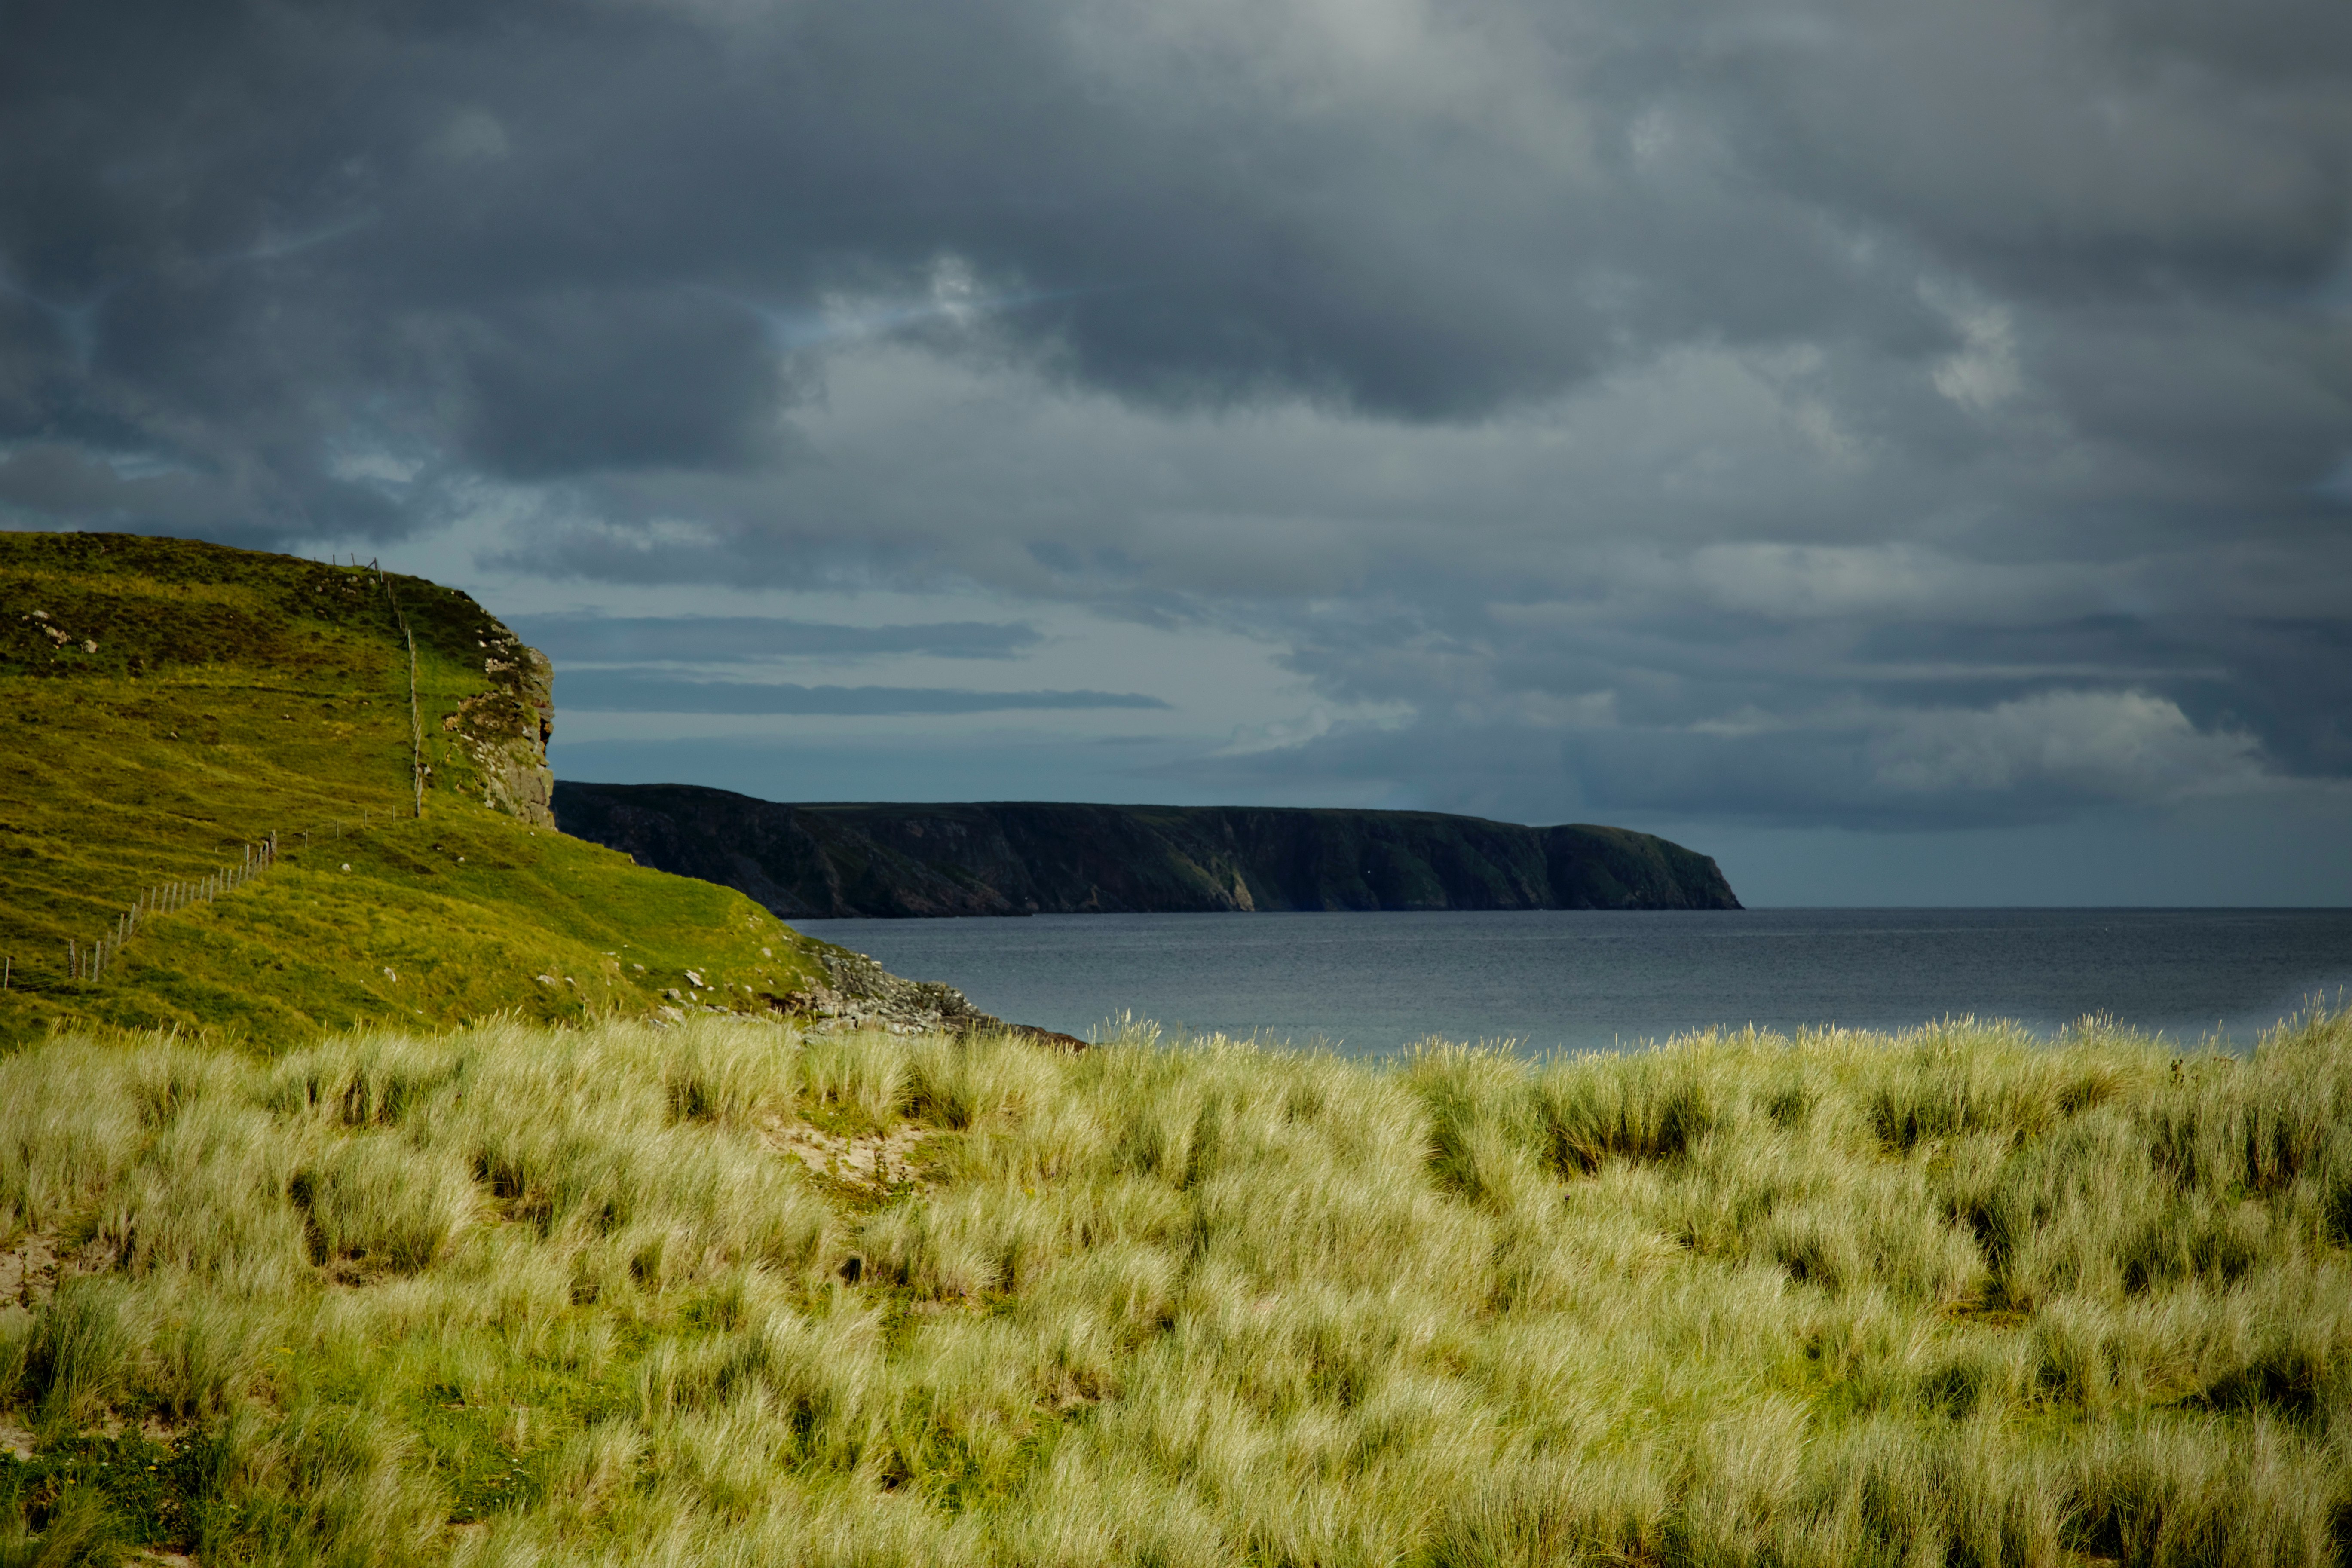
[375,559,428,819]
[3,809,420,995]
[4,554,435,998]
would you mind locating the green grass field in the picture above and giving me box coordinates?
[0,532,831,1047]
[4,1009,2348,1566]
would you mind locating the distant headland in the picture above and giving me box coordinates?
[552,784,1744,918]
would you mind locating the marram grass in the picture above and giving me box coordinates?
[3,1010,2350,1566]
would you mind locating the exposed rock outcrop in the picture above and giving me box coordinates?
[443,644,556,828]
[553,787,1743,919]
[783,944,1086,1047]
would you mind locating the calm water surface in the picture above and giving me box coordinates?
[802,908,2352,1059]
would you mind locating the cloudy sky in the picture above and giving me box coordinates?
[5,0,2349,903]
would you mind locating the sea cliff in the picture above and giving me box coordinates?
[551,786,1743,918]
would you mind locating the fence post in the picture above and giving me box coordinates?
[407,626,424,818]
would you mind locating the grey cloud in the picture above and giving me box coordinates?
[452,292,787,476]
[1562,693,2273,830]
[0,441,403,545]
[1160,687,2272,832]
[12,0,2335,467]
[554,671,1169,714]
[511,613,1043,662]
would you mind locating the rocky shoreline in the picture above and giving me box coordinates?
[782,945,1087,1048]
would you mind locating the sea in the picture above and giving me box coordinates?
[799,908,2352,1060]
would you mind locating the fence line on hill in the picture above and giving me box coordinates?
[367,557,429,821]
[0,808,418,994]
[2,554,435,998]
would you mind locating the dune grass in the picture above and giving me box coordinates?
[4,1008,2349,1565]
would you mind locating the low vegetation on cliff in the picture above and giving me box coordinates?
[4,1009,2348,1565]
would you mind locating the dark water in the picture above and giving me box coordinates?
[802,908,2352,1059]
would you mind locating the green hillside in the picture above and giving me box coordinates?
[0,531,833,1047]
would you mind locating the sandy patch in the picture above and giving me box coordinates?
[765,1120,932,1191]
[0,1227,112,1309]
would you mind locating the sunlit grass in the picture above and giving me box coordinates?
[3,1007,2349,1564]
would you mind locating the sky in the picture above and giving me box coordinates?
[3,0,2349,905]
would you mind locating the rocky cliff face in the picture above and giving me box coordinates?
[552,787,1743,918]
[442,640,556,828]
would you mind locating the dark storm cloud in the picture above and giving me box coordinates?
[2,0,2348,839]
[456,293,786,476]
[21,0,2328,464]
[511,613,1044,663]
[554,671,1167,715]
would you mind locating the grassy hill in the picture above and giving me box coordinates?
[1,1010,2347,1564]
[0,531,837,1048]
